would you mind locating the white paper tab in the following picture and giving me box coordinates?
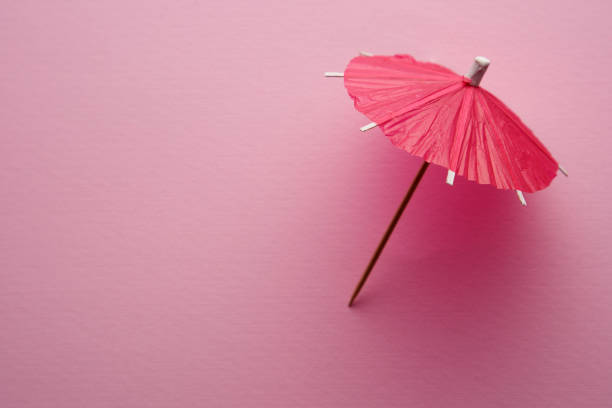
[360,122,378,132]
[359,51,374,57]
[324,72,344,77]
[516,190,527,206]
[559,165,568,177]
[446,170,456,186]
[466,56,491,87]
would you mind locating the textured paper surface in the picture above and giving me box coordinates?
[345,54,559,192]
[1,1,612,407]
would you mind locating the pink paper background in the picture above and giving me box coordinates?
[1,1,611,407]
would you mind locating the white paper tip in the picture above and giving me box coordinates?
[360,122,378,132]
[466,56,490,87]
[446,170,456,186]
[559,165,569,177]
[359,51,374,57]
[324,72,344,77]
[474,56,491,67]
[516,190,527,206]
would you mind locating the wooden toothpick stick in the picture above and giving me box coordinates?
[348,160,430,307]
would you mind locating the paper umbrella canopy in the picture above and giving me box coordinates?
[325,53,566,306]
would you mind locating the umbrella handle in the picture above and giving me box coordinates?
[348,160,430,307]
[466,56,490,87]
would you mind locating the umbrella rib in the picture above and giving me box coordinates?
[446,170,456,185]
[516,190,527,206]
[348,79,464,129]
[477,93,523,190]
[360,122,378,132]
[359,81,464,137]
[457,88,477,173]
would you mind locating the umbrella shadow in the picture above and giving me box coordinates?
[344,142,550,330]
[341,169,557,398]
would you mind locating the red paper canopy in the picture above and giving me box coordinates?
[344,54,559,193]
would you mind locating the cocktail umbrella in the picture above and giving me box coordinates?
[325,53,566,306]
